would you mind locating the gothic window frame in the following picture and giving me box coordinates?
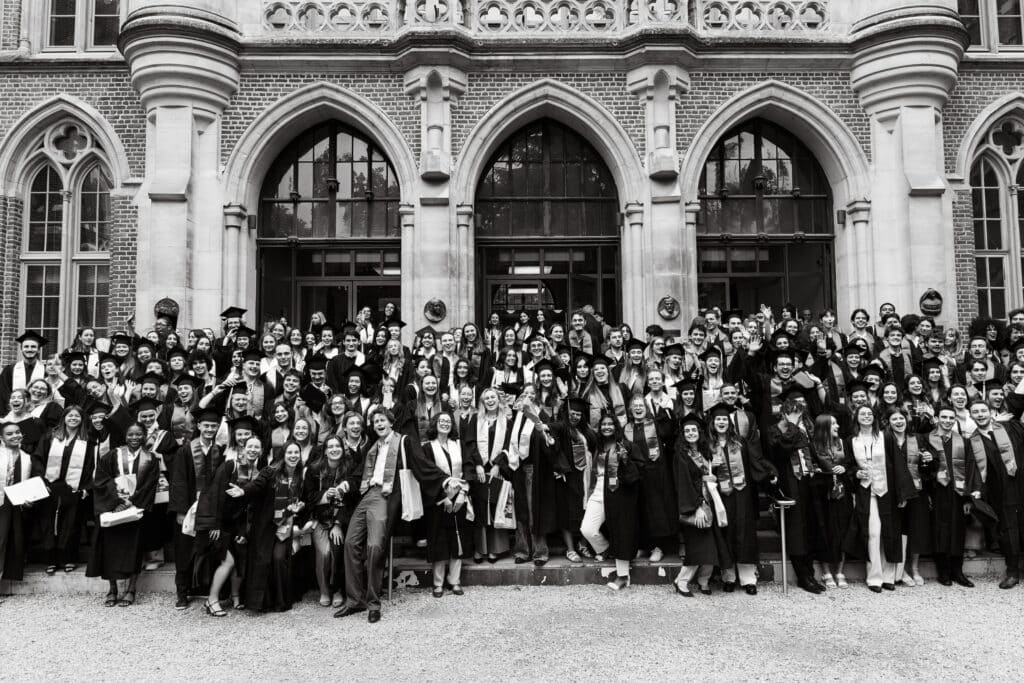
[958,0,1024,51]
[38,0,123,54]
[968,115,1024,318]
[19,118,113,347]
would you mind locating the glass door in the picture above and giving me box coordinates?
[299,282,350,327]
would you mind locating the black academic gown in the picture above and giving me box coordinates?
[919,431,980,556]
[1,449,40,581]
[422,439,475,563]
[0,360,43,410]
[713,438,777,565]
[35,433,96,561]
[673,444,733,568]
[627,414,678,543]
[765,420,827,559]
[86,448,159,580]
[551,422,592,532]
[529,421,562,538]
[972,422,1024,557]
[842,431,917,563]
[592,439,643,561]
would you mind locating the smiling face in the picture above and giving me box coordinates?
[682,424,699,443]
[125,424,144,450]
[293,419,310,442]
[481,389,500,412]
[598,416,616,438]
[372,411,392,437]
[283,443,302,469]
[436,413,453,437]
[629,396,646,420]
[1,423,23,449]
[592,363,609,383]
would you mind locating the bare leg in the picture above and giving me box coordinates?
[207,551,235,609]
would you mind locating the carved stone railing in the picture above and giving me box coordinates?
[258,0,693,36]
[696,0,829,32]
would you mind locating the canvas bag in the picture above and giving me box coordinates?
[493,478,516,530]
[398,437,424,521]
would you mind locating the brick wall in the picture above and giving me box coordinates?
[952,188,978,335]
[108,193,137,334]
[221,73,421,165]
[1,0,20,51]
[0,67,146,177]
[944,66,1024,175]
[0,194,24,365]
[450,71,645,160]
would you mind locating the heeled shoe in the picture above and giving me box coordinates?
[473,554,484,564]
[203,600,227,617]
[63,564,77,573]
[822,573,837,589]
[699,585,712,595]
[486,554,498,564]
[868,585,883,593]
[45,565,57,575]
[118,590,136,607]
[104,591,119,607]
[674,582,693,597]
[881,583,896,591]
[913,574,925,586]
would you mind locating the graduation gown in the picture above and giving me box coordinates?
[972,421,1024,557]
[765,420,827,558]
[86,448,159,579]
[592,439,643,560]
[626,414,678,541]
[0,360,44,409]
[35,433,96,557]
[422,439,475,563]
[551,422,592,531]
[843,431,917,563]
[919,431,979,555]
[1,448,38,581]
[673,444,733,568]
[713,438,777,564]
[529,421,563,537]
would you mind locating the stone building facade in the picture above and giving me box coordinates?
[0,0,1017,360]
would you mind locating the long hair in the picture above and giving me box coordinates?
[852,404,879,437]
[53,404,85,441]
[706,410,740,448]
[595,410,625,448]
[275,439,306,491]
[425,410,460,441]
[810,414,840,455]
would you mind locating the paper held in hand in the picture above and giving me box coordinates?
[3,476,48,505]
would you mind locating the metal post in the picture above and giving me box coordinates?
[777,500,796,595]
[387,536,395,602]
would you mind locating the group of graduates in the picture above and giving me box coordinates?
[2,298,1024,623]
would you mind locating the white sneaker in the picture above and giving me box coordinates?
[649,547,664,563]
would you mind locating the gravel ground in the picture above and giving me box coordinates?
[0,583,1020,681]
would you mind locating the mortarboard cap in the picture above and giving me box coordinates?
[15,330,48,346]
[299,384,327,413]
[625,339,647,354]
[138,371,165,386]
[679,413,704,430]
[167,347,189,362]
[130,397,162,414]
[228,415,259,433]
[192,407,222,424]
[220,306,247,319]
[173,374,204,390]
[234,325,257,339]
[664,343,685,358]
[386,318,407,329]
[87,402,113,416]
[61,351,87,365]
[305,357,327,372]
[566,397,590,414]
[241,349,263,363]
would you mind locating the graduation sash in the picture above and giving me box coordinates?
[904,435,923,491]
[12,360,44,392]
[851,435,887,497]
[45,437,88,492]
[879,348,914,381]
[714,440,746,494]
[190,438,221,495]
[588,382,628,428]
[625,418,660,463]
[0,447,32,504]
[430,440,463,478]
[829,362,848,405]
[246,380,266,417]
[731,409,752,439]
[928,432,968,493]
[476,414,507,466]
[688,450,728,527]
[591,443,623,493]
[508,410,536,470]
[359,433,403,496]
[970,424,1017,480]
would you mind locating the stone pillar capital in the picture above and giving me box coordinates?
[626,65,690,101]
[223,203,247,229]
[403,66,468,102]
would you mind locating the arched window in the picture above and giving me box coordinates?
[697,118,834,313]
[968,115,1024,318]
[20,120,111,345]
[474,118,621,324]
[475,119,619,238]
[257,121,402,327]
[260,121,401,239]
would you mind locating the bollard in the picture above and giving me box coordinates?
[776,499,796,595]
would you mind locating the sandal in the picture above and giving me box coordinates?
[566,549,582,563]
[835,573,849,589]
[578,543,594,559]
[203,600,227,617]
[118,590,136,607]
[45,565,57,575]
[823,574,837,589]
[63,564,77,573]
[319,594,332,607]
[104,591,119,607]
[331,593,344,608]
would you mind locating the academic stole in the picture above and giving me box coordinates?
[624,419,660,462]
[359,434,402,495]
[928,432,969,493]
[430,440,463,478]
[476,414,507,466]
[903,435,923,491]
[879,348,913,380]
[12,361,43,391]
[588,383,627,428]
[592,443,623,493]
[44,437,88,492]
[508,410,537,470]
[851,435,887,497]
[714,440,746,494]
[0,448,32,504]
[688,448,728,526]
[970,424,1018,480]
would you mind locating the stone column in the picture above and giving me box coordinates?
[456,204,475,324]
[119,3,240,329]
[222,204,247,308]
[682,201,701,322]
[850,4,965,317]
[399,204,416,341]
[628,66,688,332]
[405,66,467,331]
[623,203,645,332]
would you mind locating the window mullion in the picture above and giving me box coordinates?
[77,0,89,51]
[60,187,76,349]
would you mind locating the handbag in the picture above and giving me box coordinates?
[828,475,846,500]
[154,473,170,505]
[398,439,424,521]
[680,501,712,528]
[100,505,144,527]
[493,478,517,530]
[181,500,199,537]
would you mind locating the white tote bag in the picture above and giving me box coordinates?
[398,438,424,521]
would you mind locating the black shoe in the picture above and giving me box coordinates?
[367,609,381,623]
[868,585,882,593]
[175,594,189,610]
[432,586,444,598]
[473,555,484,564]
[937,575,952,587]
[674,582,693,597]
[514,556,528,564]
[999,573,1020,589]
[699,586,712,595]
[723,581,736,593]
[486,555,498,564]
[744,584,758,595]
[951,573,975,588]
[332,604,366,619]
[881,583,895,591]
[797,579,823,594]
[451,585,464,596]
[533,557,549,567]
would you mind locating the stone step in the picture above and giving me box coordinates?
[2,553,1006,596]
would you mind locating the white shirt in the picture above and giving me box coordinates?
[370,433,394,487]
